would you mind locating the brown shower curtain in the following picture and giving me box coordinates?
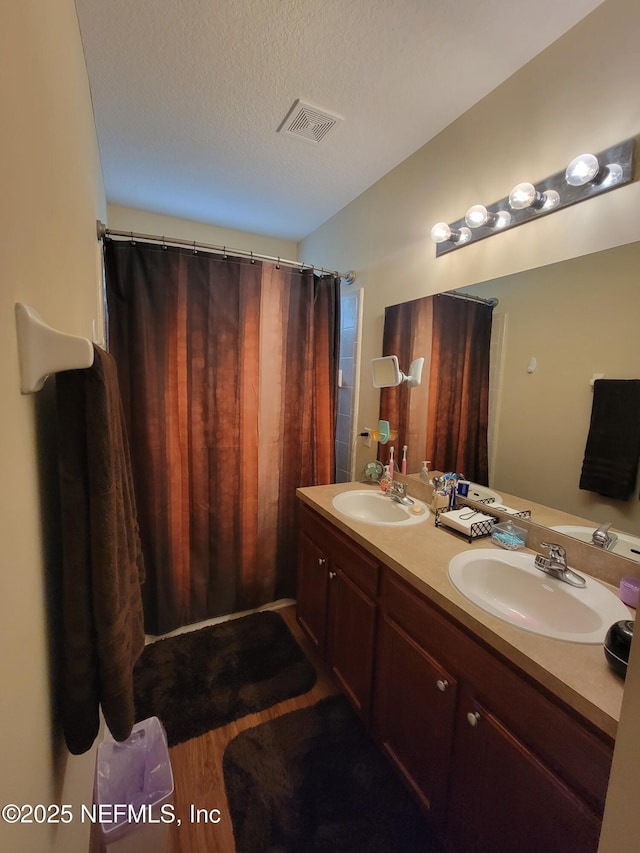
[105,240,339,634]
[379,293,492,483]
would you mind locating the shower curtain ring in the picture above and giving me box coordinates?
[162,236,167,250]
[130,231,136,245]
[250,251,254,264]
[193,241,198,255]
[276,257,280,269]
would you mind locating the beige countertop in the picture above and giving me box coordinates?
[297,481,632,740]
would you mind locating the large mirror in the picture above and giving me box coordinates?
[387,241,640,541]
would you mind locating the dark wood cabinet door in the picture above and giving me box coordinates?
[374,614,457,832]
[296,530,329,654]
[446,690,602,853]
[327,567,377,722]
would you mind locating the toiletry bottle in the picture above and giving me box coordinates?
[448,476,457,510]
[380,465,392,492]
[401,445,408,475]
[388,446,395,480]
[420,461,431,484]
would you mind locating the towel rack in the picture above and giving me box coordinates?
[15,303,94,394]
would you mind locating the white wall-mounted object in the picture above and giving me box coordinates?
[371,355,425,388]
[15,302,94,394]
[590,373,605,387]
[527,356,537,374]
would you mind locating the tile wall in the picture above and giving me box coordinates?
[335,288,363,483]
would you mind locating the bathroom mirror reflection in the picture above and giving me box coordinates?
[380,241,640,540]
[371,356,403,388]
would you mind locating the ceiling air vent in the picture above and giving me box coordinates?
[278,100,342,144]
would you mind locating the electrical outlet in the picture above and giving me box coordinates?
[360,430,371,448]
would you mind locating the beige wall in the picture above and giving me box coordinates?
[300,0,640,479]
[1,3,106,852]
[467,243,640,535]
[107,204,298,262]
[299,0,640,848]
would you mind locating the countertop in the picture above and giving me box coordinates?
[297,481,630,740]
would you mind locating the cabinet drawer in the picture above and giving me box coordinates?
[381,568,463,665]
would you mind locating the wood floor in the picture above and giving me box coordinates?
[166,605,338,853]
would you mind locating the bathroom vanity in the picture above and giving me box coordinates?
[296,482,629,853]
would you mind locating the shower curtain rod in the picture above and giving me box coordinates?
[442,290,498,307]
[96,221,356,284]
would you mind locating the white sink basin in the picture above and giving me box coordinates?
[551,525,640,562]
[466,483,502,504]
[332,489,430,526]
[448,548,630,643]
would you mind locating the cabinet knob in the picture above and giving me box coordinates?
[318,557,326,566]
[467,711,481,727]
[328,571,336,580]
[436,679,449,692]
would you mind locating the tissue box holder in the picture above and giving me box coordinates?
[435,506,498,543]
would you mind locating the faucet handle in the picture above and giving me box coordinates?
[591,522,616,547]
[540,542,566,562]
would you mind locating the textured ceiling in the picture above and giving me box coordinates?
[75,0,603,241]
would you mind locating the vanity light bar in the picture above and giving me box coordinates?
[431,136,636,256]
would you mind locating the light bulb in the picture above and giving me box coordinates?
[508,182,557,211]
[565,153,600,186]
[541,190,560,210]
[465,204,490,228]
[431,222,453,243]
[599,163,623,188]
[465,205,512,230]
[492,210,512,229]
[509,182,538,210]
[430,223,472,245]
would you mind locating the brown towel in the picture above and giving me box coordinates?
[56,345,145,755]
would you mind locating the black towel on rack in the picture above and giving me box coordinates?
[579,379,640,500]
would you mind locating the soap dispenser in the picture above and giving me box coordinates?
[420,461,431,484]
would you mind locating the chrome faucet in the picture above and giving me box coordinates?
[590,522,618,551]
[534,542,586,588]
[386,481,415,506]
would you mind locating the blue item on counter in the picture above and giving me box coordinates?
[491,520,527,551]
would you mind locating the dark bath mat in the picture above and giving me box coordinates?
[223,693,443,853]
[133,610,317,746]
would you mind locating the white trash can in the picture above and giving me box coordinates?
[95,716,174,853]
